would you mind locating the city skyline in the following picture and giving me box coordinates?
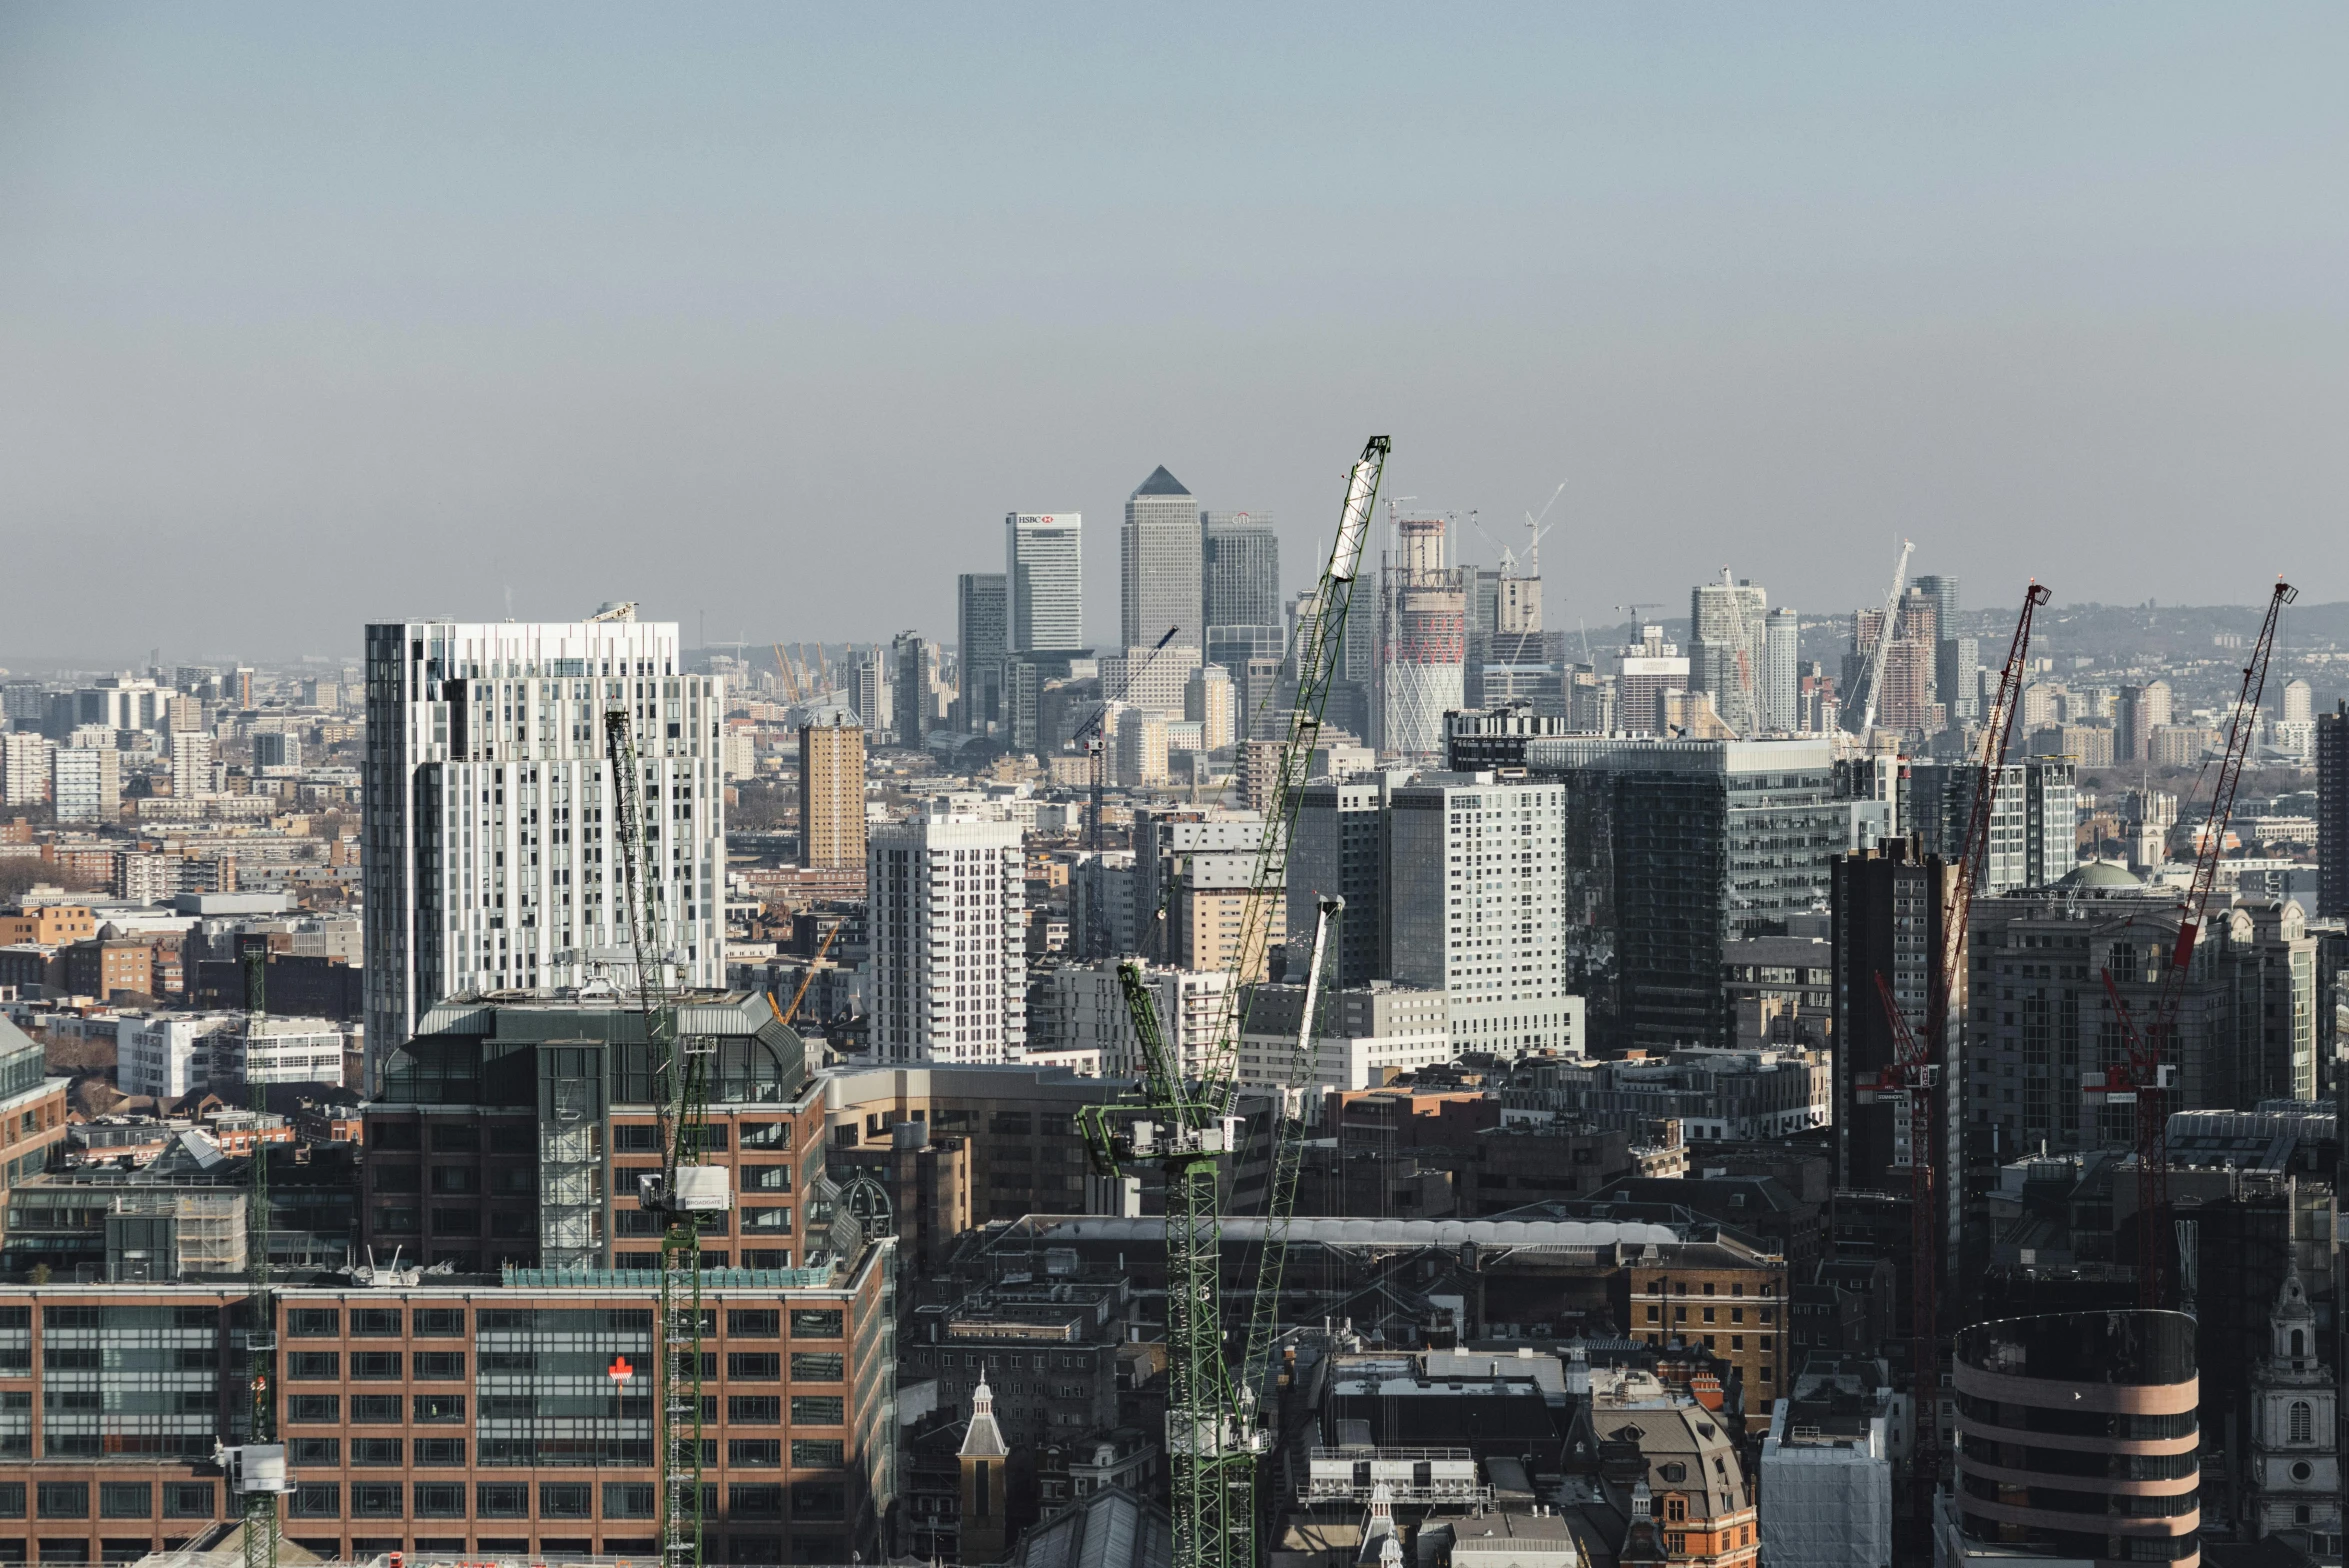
[6,6,2348,660]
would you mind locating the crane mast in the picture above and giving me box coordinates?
[1081,436,1388,1568]
[1863,579,2047,1528]
[2086,578,2295,1308]
[606,706,725,1568]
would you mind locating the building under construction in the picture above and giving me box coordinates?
[1374,515,1466,762]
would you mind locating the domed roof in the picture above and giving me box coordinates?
[2055,860,2143,889]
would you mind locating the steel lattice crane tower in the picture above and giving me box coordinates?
[2087,577,2295,1309]
[217,950,291,1568]
[1081,436,1388,1568]
[606,706,730,1568]
[1859,579,2047,1526]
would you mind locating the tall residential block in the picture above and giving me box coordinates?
[1005,512,1083,655]
[867,813,1024,1063]
[1763,607,1799,734]
[51,745,119,822]
[2117,679,2176,763]
[1185,664,1236,752]
[1201,509,1280,633]
[890,631,939,750]
[1122,467,1203,652]
[1,732,52,807]
[1613,625,1690,737]
[1908,759,2078,894]
[1386,772,1580,1057]
[955,571,1008,734]
[2320,701,2349,918]
[361,612,724,1088]
[797,716,867,871]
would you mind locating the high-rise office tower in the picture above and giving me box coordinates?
[956,572,1008,734]
[1532,736,1849,1051]
[1690,570,1770,735]
[361,611,725,1088]
[1289,777,1391,988]
[1912,573,1960,642]
[798,715,866,871]
[2282,678,2315,725]
[1375,515,1467,761]
[1831,838,1959,1193]
[1005,512,1083,654]
[1846,591,1938,733]
[891,631,939,750]
[1386,773,1581,1056]
[1201,510,1280,633]
[867,812,1024,1063]
[1122,468,1202,652]
[1763,607,1799,734]
[2320,702,2349,918]
[1950,1312,2200,1563]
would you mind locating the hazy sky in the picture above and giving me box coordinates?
[4,4,2345,665]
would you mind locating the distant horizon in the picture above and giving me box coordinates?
[5,594,2346,674]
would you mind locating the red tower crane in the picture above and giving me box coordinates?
[1860,579,2049,1522]
[2087,578,2295,1308]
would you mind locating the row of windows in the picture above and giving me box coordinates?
[287,1352,465,1381]
[287,1308,465,1337]
[0,1485,215,1521]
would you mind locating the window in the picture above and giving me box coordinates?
[729,1310,780,1338]
[744,1206,792,1231]
[2290,1401,2314,1443]
[615,1124,664,1153]
[98,1486,149,1520]
[413,1307,465,1337]
[351,1352,402,1380]
[0,1483,22,1518]
[291,1439,339,1466]
[790,1310,843,1339]
[1663,1496,1686,1522]
[431,1207,478,1235]
[287,1396,339,1424]
[374,1206,418,1234]
[475,1485,527,1519]
[350,1396,403,1424]
[743,1165,791,1192]
[791,1396,845,1425]
[729,1485,784,1518]
[741,1121,790,1148]
[373,1166,423,1193]
[288,1485,338,1521]
[729,1396,781,1424]
[351,1439,402,1467]
[413,1393,466,1423]
[414,1438,465,1467]
[538,1485,591,1520]
[351,1484,401,1520]
[286,1352,338,1380]
[791,1352,845,1382]
[430,1166,477,1194]
[729,1439,782,1467]
[350,1308,402,1336]
[429,1125,479,1153]
[412,1483,464,1519]
[604,1484,657,1520]
[792,1483,846,1521]
[287,1309,339,1337]
[413,1352,465,1380]
[37,1543,88,1565]
[727,1353,780,1380]
[792,1439,845,1469]
[161,1485,213,1521]
[37,1487,87,1521]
